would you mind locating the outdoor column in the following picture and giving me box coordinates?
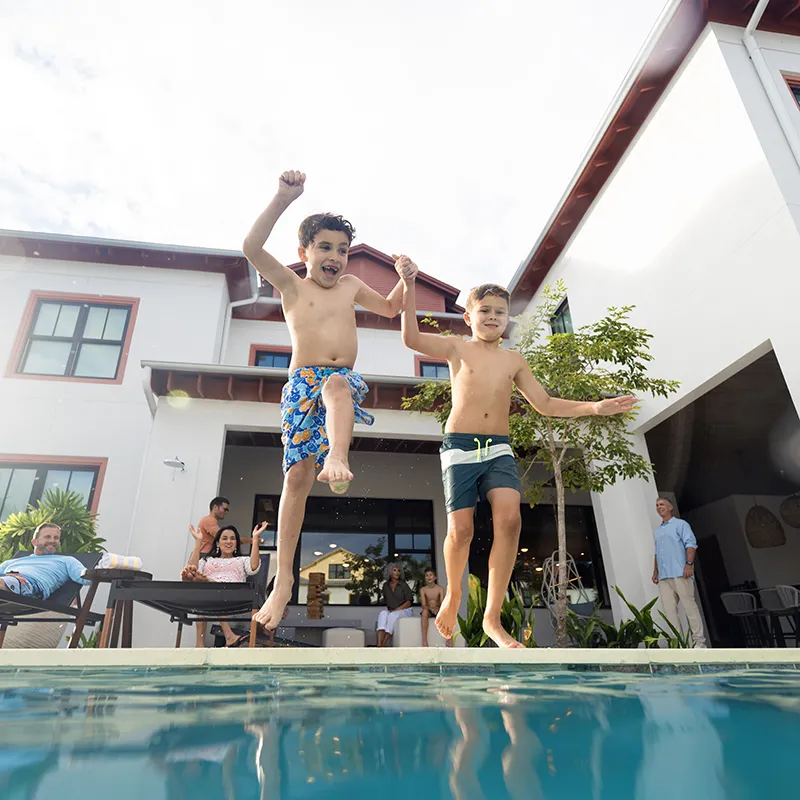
[127,399,227,647]
[590,432,660,622]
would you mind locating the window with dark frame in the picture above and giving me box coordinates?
[792,84,800,107]
[0,464,99,522]
[18,300,132,379]
[419,361,450,379]
[468,501,609,608]
[550,298,573,335]
[252,495,436,606]
[254,350,291,369]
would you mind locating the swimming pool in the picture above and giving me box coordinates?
[1,663,798,799]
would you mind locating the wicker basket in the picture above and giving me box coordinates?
[779,494,800,529]
[745,504,786,548]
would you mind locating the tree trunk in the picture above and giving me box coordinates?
[554,464,569,647]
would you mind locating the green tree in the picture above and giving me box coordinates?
[404,281,679,647]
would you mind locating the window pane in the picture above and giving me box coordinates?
[0,469,11,507]
[256,351,290,368]
[33,303,61,336]
[103,308,128,341]
[298,531,387,605]
[395,534,413,549]
[421,364,436,378]
[22,340,72,375]
[54,304,80,338]
[83,306,109,340]
[42,470,72,495]
[0,469,37,521]
[413,533,432,550]
[394,500,434,533]
[73,343,121,379]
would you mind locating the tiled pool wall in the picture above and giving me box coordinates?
[0,647,799,675]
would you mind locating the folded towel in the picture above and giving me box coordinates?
[98,553,143,571]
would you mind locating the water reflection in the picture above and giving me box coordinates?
[0,669,798,799]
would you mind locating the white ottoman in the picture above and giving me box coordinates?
[322,627,366,648]
[392,616,466,647]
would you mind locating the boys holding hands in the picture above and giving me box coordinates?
[395,255,635,648]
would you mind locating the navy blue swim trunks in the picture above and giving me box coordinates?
[440,433,521,513]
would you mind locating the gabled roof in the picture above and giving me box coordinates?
[286,243,464,313]
[508,0,800,316]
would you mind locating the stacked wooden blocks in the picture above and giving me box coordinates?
[307,572,326,619]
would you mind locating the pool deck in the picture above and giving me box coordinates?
[0,646,798,672]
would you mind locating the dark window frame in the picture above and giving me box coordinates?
[0,463,100,521]
[252,495,437,606]
[253,350,292,369]
[550,298,573,335]
[19,300,132,380]
[419,361,450,380]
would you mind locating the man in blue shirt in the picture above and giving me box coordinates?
[652,497,707,647]
[0,523,91,599]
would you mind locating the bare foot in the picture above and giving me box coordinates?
[254,579,293,629]
[483,616,524,649]
[435,593,460,640]
[317,456,353,493]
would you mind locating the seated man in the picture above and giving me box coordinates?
[0,523,91,599]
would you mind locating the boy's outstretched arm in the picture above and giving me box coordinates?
[242,170,306,299]
[396,255,457,361]
[352,255,418,318]
[513,354,638,418]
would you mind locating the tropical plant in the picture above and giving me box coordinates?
[404,281,679,647]
[566,587,692,648]
[456,574,536,647]
[66,628,100,649]
[0,488,105,561]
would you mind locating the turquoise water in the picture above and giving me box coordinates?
[0,665,799,799]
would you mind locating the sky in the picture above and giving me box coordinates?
[0,0,667,299]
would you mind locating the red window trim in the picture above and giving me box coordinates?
[6,290,140,385]
[415,355,449,377]
[782,72,800,103]
[0,454,108,514]
[248,343,292,367]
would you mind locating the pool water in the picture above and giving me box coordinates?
[1,666,798,799]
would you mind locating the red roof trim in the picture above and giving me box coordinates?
[509,0,800,316]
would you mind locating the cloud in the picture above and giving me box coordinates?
[0,0,666,298]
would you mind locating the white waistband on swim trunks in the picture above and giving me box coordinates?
[440,443,515,471]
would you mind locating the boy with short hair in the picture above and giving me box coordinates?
[396,257,636,648]
[243,171,417,628]
[420,568,447,647]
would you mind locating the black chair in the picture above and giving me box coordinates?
[0,551,104,648]
[102,554,271,648]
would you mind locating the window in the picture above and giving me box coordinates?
[249,345,292,368]
[328,563,351,580]
[468,502,609,607]
[784,74,800,107]
[254,350,291,369]
[419,361,450,379]
[252,495,436,606]
[550,298,573,335]
[11,293,137,382]
[0,462,101,522]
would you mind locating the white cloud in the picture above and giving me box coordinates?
[0,0,666,298]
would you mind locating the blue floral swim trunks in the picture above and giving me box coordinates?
[280,366,375,473]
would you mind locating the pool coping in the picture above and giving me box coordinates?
[0,647,798,670]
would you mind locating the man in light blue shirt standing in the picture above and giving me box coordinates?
[652,497,707,648]
[0,523,91,599]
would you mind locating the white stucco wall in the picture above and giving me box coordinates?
[0,255,228,556]
[522,28,800,619]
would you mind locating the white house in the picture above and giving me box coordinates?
[1,231,608,647]
[509,0,800,644]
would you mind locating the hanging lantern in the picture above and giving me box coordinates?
[745,503,786,548]
[780,494,800,528]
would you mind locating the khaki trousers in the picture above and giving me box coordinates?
[658,577,707,647]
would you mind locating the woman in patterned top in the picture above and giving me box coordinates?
[182,521,267,647]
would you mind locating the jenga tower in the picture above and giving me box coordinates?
[306,572,326,619]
